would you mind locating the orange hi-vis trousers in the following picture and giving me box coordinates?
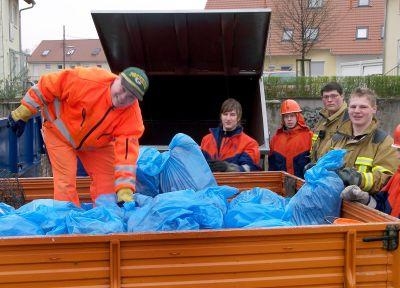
[42,125,115,207]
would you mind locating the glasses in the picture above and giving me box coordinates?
[322,93,340,100]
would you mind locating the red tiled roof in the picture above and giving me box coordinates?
[206,0,384,56]
[205,0,267,9]
[28,39,107,63]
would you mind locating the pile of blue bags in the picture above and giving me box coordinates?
[0,133,346,236]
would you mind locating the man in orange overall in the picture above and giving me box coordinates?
[7,66,149,207]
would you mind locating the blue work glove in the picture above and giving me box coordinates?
[337,167,362,186]
[7,113,26,137]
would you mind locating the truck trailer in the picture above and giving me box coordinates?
[0,9,399,288]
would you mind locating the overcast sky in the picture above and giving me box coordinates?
[19,0,207,52]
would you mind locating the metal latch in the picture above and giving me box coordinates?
[363,224,399,251]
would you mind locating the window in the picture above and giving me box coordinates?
[42,49,50,56]
[381,25,384,39]
[308,0,323,8]
[45,64,51,70]
[311,61,324,76]
[91,47,101,56]
[97,64,102,68]
[57,64,63,69]
[305,28,319,41]
[356,27,368,39]
[282,29,293,41]
[358,0,369,6]
[66,48,75,55]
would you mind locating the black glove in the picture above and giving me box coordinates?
[7,113,26,137]
[208,160,229,172]
[303,162,316,174]
[337,167,362,186]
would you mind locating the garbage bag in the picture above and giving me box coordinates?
[126,186,236,232]
[224,187,291,228]
[0,202,15,216]
[16,199,82,235]
[66,205,125,234]
[136,147,169,197]
[0,214,44,236]
[160,133,217,193]
[283,149,346,225]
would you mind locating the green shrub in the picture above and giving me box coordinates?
[264,75,400,99]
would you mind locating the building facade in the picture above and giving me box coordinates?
[27,39,109,82]
[206,0,387,76]
[383,0,400,75]
[0,0,33,81]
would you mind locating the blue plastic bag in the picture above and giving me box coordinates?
[16,199,82,235]
[0,214,44,236]
[224,187,291,228]
[283,149,346,225]
[136,147,169,197]
[126,186,236,232]
[65,205,125,234]
[160,133,217,193]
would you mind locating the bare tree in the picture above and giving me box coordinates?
[271,0,337,76]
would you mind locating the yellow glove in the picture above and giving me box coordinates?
[11,105,33,122]
[117,188,134,204]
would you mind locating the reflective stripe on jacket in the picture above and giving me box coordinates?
[201,126,261,172]
[310,103,348,162]
[268,113,313,178]
[20,67,144,192]
[319,118,398,194]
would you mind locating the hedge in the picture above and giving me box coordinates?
[264,75,400,99]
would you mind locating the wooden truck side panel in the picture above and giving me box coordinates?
[0,171,397,288]
[0,224,398,288]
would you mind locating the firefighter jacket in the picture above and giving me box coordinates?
[319,118,398,194]
[373,166,400,218]
[268,113,313,178]
[310,102,348,162]
[201,125,261,172]
[20,67,144,192]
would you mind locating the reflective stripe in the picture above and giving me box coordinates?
[312,133,318,143]
[115,176,135,187]
[115,164,136,174]
[372,165,393,174]
[53,118,77,148]
[23,92,41,110]
[31,85,54,122]
[355,157,373,167]
[357,165,368,173]
[361,172,373,191]
[31,85,77,148]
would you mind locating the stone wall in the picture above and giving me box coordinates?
[2,99,400,142]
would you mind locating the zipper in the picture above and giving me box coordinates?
[76,106,113,150]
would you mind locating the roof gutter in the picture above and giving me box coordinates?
[19,0,36,52]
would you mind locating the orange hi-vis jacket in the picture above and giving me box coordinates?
[268,113,313,178]
[21,67,144,192]
[201,126,261,172]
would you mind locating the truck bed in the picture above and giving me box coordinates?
[0,171,398,288]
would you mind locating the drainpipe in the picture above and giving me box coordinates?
[19,0,36,52]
